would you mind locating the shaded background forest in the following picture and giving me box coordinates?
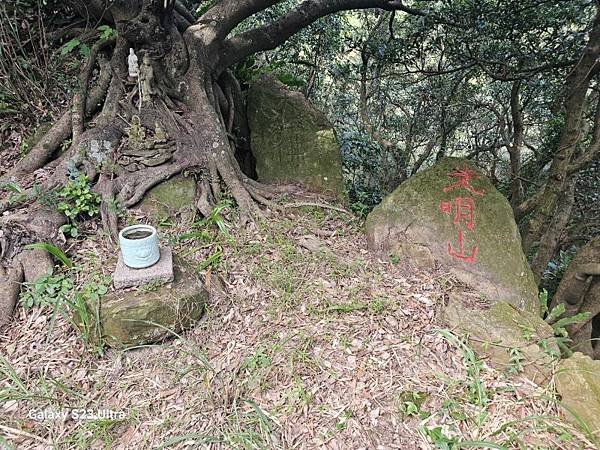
[1,0,599,298]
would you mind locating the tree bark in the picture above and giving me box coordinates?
[520,10,600,269]
[530,180,576,284]
[508,80,524,208]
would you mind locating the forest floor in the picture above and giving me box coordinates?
[0,197,596,450]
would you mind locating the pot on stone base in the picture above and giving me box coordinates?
[119,224,160,269]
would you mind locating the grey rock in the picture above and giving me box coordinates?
[443,296,558,384]
[555,352,600,433]
[366,157,538,312]
[136,175,196,222]
[247,74,345,197]
[113,246,174,290]
[16,248,54,283]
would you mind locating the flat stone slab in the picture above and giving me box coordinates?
[113,246,174,289]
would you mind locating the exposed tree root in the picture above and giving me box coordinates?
[73,38,116,141]
[0,264,24,332]
[117,162,186,207]
[0,208,67,327]
[196,177,215,217]
[1,57,112,183]
[284,202,350,214]
[97,173,119,243]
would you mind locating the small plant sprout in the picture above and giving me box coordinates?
[507,347,524,374]
[57,174,101,237]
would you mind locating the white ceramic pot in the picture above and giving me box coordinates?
[119,224,160,269]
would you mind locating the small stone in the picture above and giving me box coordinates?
[555,352,600,429]
[113,246,174,290]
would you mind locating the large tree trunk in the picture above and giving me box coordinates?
[530,180,576,283]
[517,10,600,276]
[2,1,274,224]
[0,1,265,323]
[0,0,417,327]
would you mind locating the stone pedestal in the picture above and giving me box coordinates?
[113,246,174,289]
[103,256,206,348]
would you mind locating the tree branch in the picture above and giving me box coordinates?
[568,95,600,175]
[514,186,544,222]
[217,0,426,71]
[201,0,281,41]
[508,80,524,207]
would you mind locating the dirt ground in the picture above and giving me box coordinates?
[0,202,596,450]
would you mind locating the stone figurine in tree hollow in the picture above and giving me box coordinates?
[439,167,486,264]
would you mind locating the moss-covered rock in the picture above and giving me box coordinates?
[247,74,344,196]
[137,174,196,221]
[101,260,206,348]
[555,352,600,434]
[443,297,558,384]
[366,157,537,312]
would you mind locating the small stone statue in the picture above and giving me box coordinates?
[127,115,145,145]
[139,55,155,103]
[127,48,139,80]
[118,116,175,171]
[154,121,168,144]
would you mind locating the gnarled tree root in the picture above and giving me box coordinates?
[0,264,24,333]
[0,207,68,330]
[1,57,113,183]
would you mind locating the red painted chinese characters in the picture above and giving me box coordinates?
[442,167,485,196]
[439,166,485,264]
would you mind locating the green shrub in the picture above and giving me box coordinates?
[57,174,101,237]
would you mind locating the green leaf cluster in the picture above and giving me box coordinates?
[56,174,101,237]
[20,271,72,309]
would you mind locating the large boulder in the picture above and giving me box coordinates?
[550,236,600,359]
[444,297,558,384]
[366,157,537,312]
[101,259,206,348]
[555,352,600,434]
[247,75,344,196]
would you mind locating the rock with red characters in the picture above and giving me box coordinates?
[365,157,537,312]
